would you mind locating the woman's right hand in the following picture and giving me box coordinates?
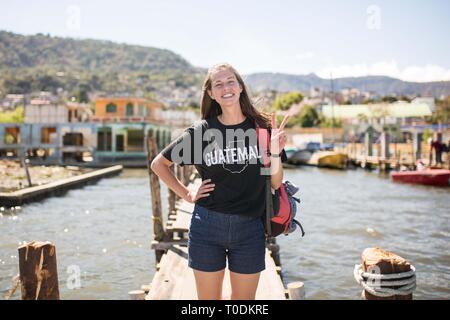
[185,179,215,203]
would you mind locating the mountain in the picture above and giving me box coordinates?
[0,30,205,97]
[244,73,450,97]
[1,31,449,101]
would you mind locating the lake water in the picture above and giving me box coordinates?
[1,167,449,299]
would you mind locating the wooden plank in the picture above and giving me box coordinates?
[146,246,191,300]
[257,249,287,299]
[175,201,195,213]
[166,210,191,232]
[147,177,286,300]
[151,240,187,250]
[147,246,286,300]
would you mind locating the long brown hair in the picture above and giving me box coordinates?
[200,63,271,129]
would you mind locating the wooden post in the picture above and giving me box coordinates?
[176,164,185,187]
[128,289,146,300]
[413,132,422,164]
[18,241,59,300]
[20,150,32,187]
[380,132,390,160]
[183,165,191,183]
[146,136,166,262]
[364,127,373,157]
[360,247,413,300]
[288,281,305,300]
[168,166,177,215]
[266,238,281,266]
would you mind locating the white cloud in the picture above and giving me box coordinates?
[317,60,450,82]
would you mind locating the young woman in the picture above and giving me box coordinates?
[151,63,289,300]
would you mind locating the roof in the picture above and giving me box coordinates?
[322,102,432,119]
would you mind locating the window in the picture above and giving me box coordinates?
[5,127,20,144]
[126,103,134,116]
[41,127,57,144]
[97,127,112,151]
[106,103,117,113]
[127,129,144,152]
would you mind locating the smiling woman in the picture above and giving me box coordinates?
[150,63,289,300]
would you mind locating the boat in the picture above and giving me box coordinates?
[391,169,450,187]
[287,149,313,165]
[285,142,320,165]
[285,143,348,169]
[308,151,348,170]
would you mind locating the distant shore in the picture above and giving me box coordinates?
[0,160,90,193]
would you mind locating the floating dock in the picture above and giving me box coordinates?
[0,165,123,206]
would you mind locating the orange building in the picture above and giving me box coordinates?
[93,97,163,122]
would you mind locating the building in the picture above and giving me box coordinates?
[24,98,92,124]
[411,97,436,112]
[0,122,171,166]
[92,97,163,122]
[321,101,432,126]
[1,94,25,111]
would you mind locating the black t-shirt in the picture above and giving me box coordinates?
[160,116,286,218]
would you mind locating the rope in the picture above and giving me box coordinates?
[354,264,416,298]
[4,274,20,300]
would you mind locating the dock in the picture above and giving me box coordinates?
[0,165,123,206]
[146,178,288,300]
[139,135,299,300]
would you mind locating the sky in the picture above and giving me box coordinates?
[1,0,449,82]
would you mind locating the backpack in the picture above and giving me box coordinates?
[255,123,305,238]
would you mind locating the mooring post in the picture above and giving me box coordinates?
[287,281,305,300]
[413,132,423,164]
[146,136,166,262]
[18,241,60,300]
[266,237,281,266]
[20,149,32,187]
[378,132,390,171]
[364,127,373,158]
[354,247,415,300]
[128,289,146,300]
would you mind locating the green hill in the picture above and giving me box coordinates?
[1,30,449,102]
[0,30,204,98]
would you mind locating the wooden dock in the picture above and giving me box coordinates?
[146,178,288,300]
[135,135,304,300]
[0,165,123,206]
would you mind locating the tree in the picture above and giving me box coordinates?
[272,92,303,111]
[381,96,398,103]
[275,113,302,128]
[298,105,320,127]
[0,106,24,123]
[426,96,450,124]
[77,83,90,103]
[318,115,342,128]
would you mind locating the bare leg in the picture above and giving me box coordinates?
[193,269,225,300]
[230,271,261,300]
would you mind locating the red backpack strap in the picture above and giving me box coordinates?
[255,121,271,168]
[254,119,274,237]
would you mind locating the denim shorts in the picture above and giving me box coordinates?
[188,204,266,274]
